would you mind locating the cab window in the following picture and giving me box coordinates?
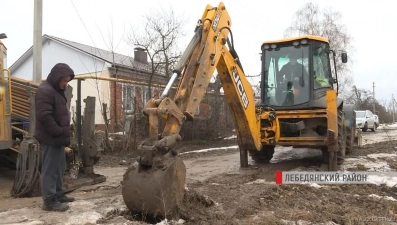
[313,42,332,89]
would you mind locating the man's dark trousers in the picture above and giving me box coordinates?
[40,143,66,203]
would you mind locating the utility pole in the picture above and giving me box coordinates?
[33,0,42,83]
[372,82,376,113]
[30,0,43,135]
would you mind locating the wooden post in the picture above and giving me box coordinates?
[82,96,96,175]
[102,103,111,151]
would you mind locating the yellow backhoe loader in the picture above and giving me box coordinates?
[2,2,355,219]
[0,33,14,161]
[121,1,355,218]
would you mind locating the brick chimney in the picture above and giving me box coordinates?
[134,47,148,64]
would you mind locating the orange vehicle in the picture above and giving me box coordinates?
[0,33,14,157]
[121,2,355,218]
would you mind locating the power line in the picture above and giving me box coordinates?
[246,73,261,78]
[70,0,102,58]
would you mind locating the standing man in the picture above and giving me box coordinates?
[35,63,75,211]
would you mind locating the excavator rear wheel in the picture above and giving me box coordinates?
[345,126,353,154]
[250,145,275,163]
[342,103,356,154]
[322,110,346,170]
[337,110,346,165]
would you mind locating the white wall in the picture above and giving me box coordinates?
[69,71,111,125]
[12,39,107,80]
[12,39,111,125]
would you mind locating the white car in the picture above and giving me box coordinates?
[355,110,376,132]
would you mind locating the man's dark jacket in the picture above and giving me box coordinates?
[34,63,75,147]
[279,62,307,80]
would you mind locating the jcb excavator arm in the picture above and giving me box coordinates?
[122,2,261,218]
[142,1,261,164]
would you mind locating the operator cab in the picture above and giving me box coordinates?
[260,35,347,110]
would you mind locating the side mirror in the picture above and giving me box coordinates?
[341,52,348,63]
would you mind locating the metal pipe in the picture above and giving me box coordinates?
[76,79,82,158]
[159,26,203,98]
[12,126,28,135]
[11,77,40,88]
[73,75,167,88]
[28,89,36,135]
[3,69,12,116]
[161,72,178,98]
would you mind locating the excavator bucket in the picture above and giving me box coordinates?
[121,154,186,218]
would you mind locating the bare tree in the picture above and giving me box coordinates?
[344,85,373,107]
[284,2,354,95]
[344,85,394,123]
[127,7,186,98]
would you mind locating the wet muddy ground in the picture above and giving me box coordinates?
[1,128,397,225]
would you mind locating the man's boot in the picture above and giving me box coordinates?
[42,197,69,212]
[58,194,75,203]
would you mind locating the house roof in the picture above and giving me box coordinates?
[10,34,152,73]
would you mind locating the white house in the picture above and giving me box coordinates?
[10,35,168,131]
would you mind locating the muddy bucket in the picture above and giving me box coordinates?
[121,155,186,218]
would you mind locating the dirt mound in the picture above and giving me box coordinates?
[349,139,397,157]
[101,137,397,224]
[172,169,397,225]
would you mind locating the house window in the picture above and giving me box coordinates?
[123,84,163,112]
[142,86,150,105]
[122,84,135,111]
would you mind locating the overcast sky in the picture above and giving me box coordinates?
[1,0,396,103]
